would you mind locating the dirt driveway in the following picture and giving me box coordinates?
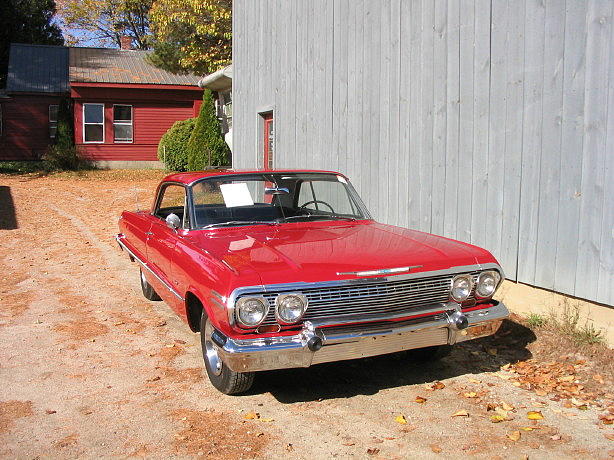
[1,171,612,459]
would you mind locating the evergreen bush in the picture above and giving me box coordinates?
[187,89,230,171]
[157,118,196,171]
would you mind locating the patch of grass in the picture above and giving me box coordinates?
[0,161,51,175]
[546,301,606,347]
[526,313,546,328]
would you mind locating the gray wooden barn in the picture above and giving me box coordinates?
[231,0,613,306]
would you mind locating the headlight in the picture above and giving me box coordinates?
[476,270,501,298]
[235,296,269,327]
[275,293,308,324]
[450,274,474,302]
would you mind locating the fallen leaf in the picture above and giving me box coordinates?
[501,403,515,412]
[395,415,408,424]
[593,374,605,385]
[487,348,498,356]
[604,433,614,441]
[430,444,442,453]
[469,378,481,384]
[342,442,356,446]
[415,396,427,404]
[535,390,548,396]
[452,410,469,417]
[520,427,536,431]
[260,418,274,422]
[559,375,574,382]
[45,409,57,415]
[286,443,294,452]
[366,448,380,455]
[244,412,260,420]
[512,382,522,387]
[507,430,521,441]
[490,415,506,423]
[463,392,478,398]
[486,403,497,411]
[550,435,561,441]
[432,381,445,390]
[599,414,614,425]
[527,411,544,420]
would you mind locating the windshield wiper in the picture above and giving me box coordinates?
[202,220,279,229]
[281,214,357,222]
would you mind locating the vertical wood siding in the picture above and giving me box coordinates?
[233,0,614,306]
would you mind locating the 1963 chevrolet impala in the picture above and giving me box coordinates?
[116,170,509,394]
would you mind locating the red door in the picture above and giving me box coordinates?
[263,113,274,170]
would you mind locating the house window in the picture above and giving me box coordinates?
[49,105,58,138]
[113,105,133,143]
[83,103,104,143]
[221,92,232,130]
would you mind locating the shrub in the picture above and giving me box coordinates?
[42,97,91,171]
[187,89,230,171]
[158,118,196,171]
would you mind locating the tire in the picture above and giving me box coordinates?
[409,344,453,362]
[200,313,254,395]
[140,268,161,301]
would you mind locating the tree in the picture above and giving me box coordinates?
[148,0,231,76]
[0,0,64,87]
[187,90,230,171]
[57,0,152,49]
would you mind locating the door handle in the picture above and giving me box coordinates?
[145,232,153,236]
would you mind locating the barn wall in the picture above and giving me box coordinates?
[71,85,202,162]
[233,0,614,306]
[0,94,63,160]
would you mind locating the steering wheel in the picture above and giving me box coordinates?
[298,199,336,214]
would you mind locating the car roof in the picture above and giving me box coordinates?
[162,169,346,185]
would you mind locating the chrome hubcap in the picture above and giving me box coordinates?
[204,320,223,376]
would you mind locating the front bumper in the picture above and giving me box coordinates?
[213,301,509,372]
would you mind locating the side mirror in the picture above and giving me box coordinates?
[165,213,181,230]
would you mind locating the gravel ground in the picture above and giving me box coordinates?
[0,171,612,459]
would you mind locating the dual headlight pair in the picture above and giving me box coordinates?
[235,293,307,328]
[450,270,501,302]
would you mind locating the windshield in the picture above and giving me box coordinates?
[190,173,370,229]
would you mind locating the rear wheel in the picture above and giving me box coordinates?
[139,268,161,301]
[409,344,453,362]
[200,313,254,395]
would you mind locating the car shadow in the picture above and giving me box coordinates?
[252,318,536,403]
[0,186,18,230]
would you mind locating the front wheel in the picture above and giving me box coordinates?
[200,313,254,395]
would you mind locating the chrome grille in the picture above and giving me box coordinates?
[239,271,479,327]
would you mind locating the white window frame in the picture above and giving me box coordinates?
[83,103,105,144]
[49,104,58,139]
[113,104,133,143]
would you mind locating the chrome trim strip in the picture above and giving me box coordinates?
[226,263,504,327]
[336,265,423,276]
[115,234,185,302]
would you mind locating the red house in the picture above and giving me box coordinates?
[1,43,202,167]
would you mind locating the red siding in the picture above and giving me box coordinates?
[0,95,61,160]
[71,85,202,162]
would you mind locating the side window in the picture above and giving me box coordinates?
[155,184,188,227]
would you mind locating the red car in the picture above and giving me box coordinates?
[116,170,509,394]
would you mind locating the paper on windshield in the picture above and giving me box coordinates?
[220,182,254,207]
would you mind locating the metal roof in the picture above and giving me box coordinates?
[69,47,200,86]
[6,44,69,93]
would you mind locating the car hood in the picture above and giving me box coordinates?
[185,221,496,286]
